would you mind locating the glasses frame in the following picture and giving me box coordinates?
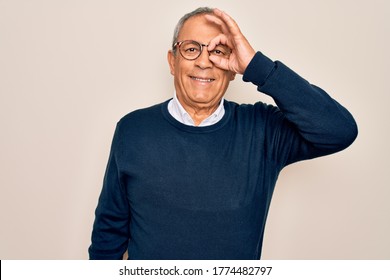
[173,40,230,61]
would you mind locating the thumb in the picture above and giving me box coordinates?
[209,55,230,71]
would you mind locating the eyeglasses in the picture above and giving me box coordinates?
[173,40,231,61]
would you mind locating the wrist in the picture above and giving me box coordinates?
[242,51,275,87]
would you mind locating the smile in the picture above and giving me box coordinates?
[190,76,215,83]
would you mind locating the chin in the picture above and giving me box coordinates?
[189,92,214,103]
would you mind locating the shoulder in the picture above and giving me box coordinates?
[111,100,171,141]
[224,100,285,134]
[225,99,281,119]
[118,100,169,127]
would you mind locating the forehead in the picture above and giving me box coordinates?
[178,15,222,42]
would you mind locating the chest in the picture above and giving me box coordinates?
[120,130,272,212]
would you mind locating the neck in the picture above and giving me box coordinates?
[177,96,222,126]
[188,108,217,126]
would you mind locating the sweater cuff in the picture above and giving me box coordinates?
[242,51,276,87]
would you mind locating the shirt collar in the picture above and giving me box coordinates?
[168,91,225,127]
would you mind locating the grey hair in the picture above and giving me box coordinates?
[172,7,214,54]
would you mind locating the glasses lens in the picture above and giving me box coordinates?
[179,41,202,60]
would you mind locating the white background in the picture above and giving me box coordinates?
[0,0,389,259]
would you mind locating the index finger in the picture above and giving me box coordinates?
[204,14,230,35]
[213,8,242,37]
[207,34,233,51]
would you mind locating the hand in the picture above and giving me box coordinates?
[205,8,256,75]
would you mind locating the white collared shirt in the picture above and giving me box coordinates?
[167,92,225,127]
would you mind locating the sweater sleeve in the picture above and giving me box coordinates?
[88,123,130,260]
[243,52,358,167]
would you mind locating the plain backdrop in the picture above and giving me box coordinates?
[0,0,389,259]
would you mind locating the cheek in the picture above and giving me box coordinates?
[174,61,189,78]
[219,74,232,88]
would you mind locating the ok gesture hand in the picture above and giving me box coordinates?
[205,9,256,75]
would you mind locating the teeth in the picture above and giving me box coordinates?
[191,76,214,82]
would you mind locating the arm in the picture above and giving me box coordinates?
[244,52,358,166]
[89,124,130,260]
[206,9,357,166]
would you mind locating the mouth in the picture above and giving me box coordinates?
[190,76,215,83]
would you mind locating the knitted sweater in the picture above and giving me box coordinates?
[89,52,357,259]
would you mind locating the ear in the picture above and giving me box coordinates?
[167,50,176,76]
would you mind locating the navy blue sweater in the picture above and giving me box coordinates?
[89,52,357,259]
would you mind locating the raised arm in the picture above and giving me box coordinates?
[206,8,357,166]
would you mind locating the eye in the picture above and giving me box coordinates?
[185,47,199,53]
[210,45,230,57]
[211,49,225,56]
[182,42,201,54]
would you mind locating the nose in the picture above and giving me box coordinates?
[195,44,213,69]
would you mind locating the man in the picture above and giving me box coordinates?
[89,7,357,260]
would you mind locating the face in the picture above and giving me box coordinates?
[168,15,235,112]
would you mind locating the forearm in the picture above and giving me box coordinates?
[89,193,130,260]
[89,125,131,260]
[243,52,358,163]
